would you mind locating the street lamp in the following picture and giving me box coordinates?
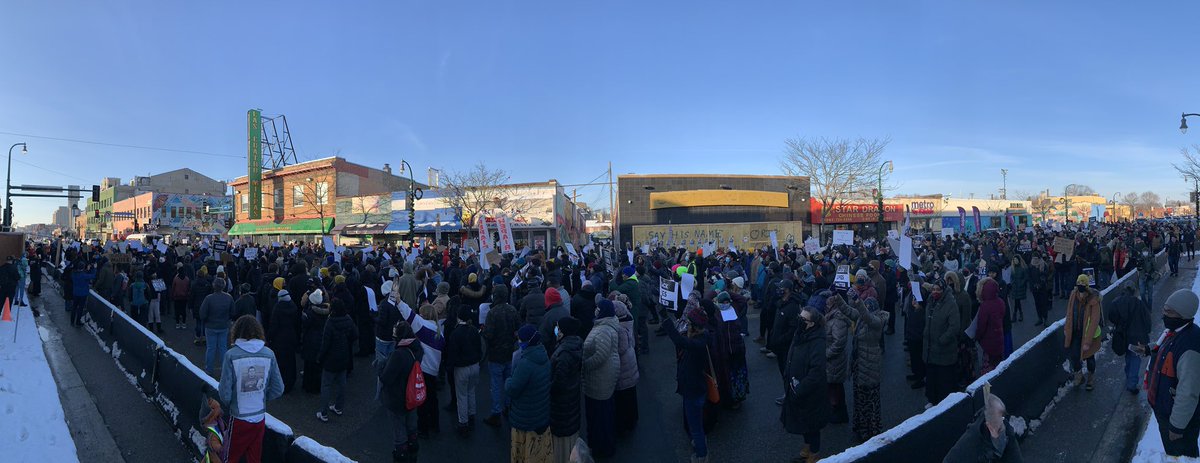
[877,160,893,240]
[397,160,418,243]
[1110,191,1120,223]
[5,143,27,232]
[1182,113,1200,134]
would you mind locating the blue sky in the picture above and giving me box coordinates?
[1,1,1197,225]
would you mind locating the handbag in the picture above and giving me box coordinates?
[703,346,720,403]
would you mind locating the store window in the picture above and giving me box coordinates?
[293,185,304,207]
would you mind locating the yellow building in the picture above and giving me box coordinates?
[1032,194,1130,223]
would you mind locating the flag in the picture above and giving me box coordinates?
[957,207,967,233]
[972,206,982,233]
[1005,211,1015,230]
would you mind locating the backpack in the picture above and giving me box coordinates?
[406,361,426,410]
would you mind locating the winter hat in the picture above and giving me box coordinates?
[731,276,744,289]
[716,291,732,304]
[273,277,285,291]
[1076,274,1091,286]
[334,274,346,285]
[309,289,324,305]
[557,316,581,337]
[240,283,252,293]
[436,282,450,296]
[1166,289,1200,319]
[331,299,348,316]
[517,324,540,344]
[277,289,291,302]
[468,273,478,284]
[778,279,794,291]
[855,269,869,282]
[597,299,616,318]
[319,267,330,278]
[544,288,564,307]
[622,266,636,277]
[492,285,510,304]
[216,265,225,275]
[884,259,896,269]
[458,305,474,323]
[686,307,708,326]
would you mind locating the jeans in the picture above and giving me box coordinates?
[193,308,204,338]
[388,408,417,451]
[1140,277,1155,309]
[682,395,707,458]
[204,328,229,375]
[454,364,480,425]
[321,370,348,412]
[375,338,396,401]
[15,282,25,306]
[487,361,512,415]
[1124,353,1142,391]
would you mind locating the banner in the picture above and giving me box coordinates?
[971,206,982,233]
[1005,212,1015,230]
[477,216,494,253]
[495,215,517,254]
[957,207,967,233]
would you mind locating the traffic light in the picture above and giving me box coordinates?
[91,185,100,202]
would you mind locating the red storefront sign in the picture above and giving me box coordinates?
[809,199,904,224]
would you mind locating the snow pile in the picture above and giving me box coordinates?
[1132,412,1200,463]
[293,436,357,462]
[0,305,80,462]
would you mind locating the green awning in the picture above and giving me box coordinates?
[228,218,333,235]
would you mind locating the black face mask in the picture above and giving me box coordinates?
[1164,316,1190,331]
[1076,285,1087,293]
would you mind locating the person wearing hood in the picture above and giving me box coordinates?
[301,289,331,394]
[201,277,236,376]
[519,277,548,327]
[581,300,620,458]
[549,317,584,463]
[458,272,487,321]
[714,291,749,408]
[768,280,802,403]
[395,262,423,310]
[612,296,641,433]
[235,283,258,321]
[851,297,889,441]
[782,306,829,463]
[923,278,961,406]
[1106,285,1151,395]
[945,271,976,387]
[1064,274,1102,391]
[824,294,854,424]
[507,324,553,463]
[217,316,284,463]
[975,278,1006,375]
[612,265,645,355]
[267,289,301,394]
[316,298,358,422]
[663,306,715,463]
[571,280,598,337]
[380,319,424,463]
[426,281,450,323]
[446,304,483,436]
[482,285,521,428]
[943,389,1023,462]
[540,287,569,355]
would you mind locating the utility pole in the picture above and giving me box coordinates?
[608,161,616,261]
[1000,169,1008,200]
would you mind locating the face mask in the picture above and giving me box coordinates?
[1164,316,1189,331]
[554,326,561,339]
[1076,285,1087,293]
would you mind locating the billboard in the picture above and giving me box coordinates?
[247,109,263,220]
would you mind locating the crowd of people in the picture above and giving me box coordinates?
[31,216,1200,462]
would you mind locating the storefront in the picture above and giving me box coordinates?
[808,199,904,241]
[227,218,334,244]
[898,197,943,231]
[940,199,1031,234]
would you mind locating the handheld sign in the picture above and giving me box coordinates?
[659,279,678,312]
[834,265,851,290]
[833,230,854,246]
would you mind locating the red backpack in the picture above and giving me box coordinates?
[406,361,426,410]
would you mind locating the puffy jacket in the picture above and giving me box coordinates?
[380,340,423,414]
[267,299,301,353]
[539,302,570,355]
[506,343,551,432]
[663,317,710,400]
[781,325,829,435]
[199,292,235,330]
[825,302,853,384]
[519,292,547,327]
[189,275,212,310]
[318,314,358,372]
[1106,289,1151,348]
[71,270,95,298]
[549,335,583,437]
[613,276,641,319]
[171,275,190,300]
[615,303,639,390]
[975,279,1006,361]
[852,300,890,387]
[482,303,521,364]
[768,295,802,354]
[301,304,330,362]
[571,288,597,337]
[581,317,620,400]
[234,294,257,320]
[923,291,961,367]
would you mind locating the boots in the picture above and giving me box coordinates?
[1073,371,1084,387]
[1086,373,1095,391]
[392,449,408,462]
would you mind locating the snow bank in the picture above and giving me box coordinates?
[0,305,80,462]
[822,392,970,462]
[1132,411,1200,463]
[293,436,357,462]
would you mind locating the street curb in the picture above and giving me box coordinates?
[37,278,127,463]
[1090,386,1149,463]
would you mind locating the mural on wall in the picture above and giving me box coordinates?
[336,194,392,225]
[388,191,464,233]
[152,194,232,234]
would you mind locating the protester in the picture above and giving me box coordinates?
[975,278,1006,374]
[550,316,584,463]
[1106,285,1151,395]
[1147,288,1200,457]
[508,324,553,463]
[316,298,358,422]
[851,297,888,441]
[218,316,284,463]
[446,305,483,436]
[482,285,521,428]
[581,300,620,458]
[824,294,853,424]
[200,277,235,376]
[1063,274,1102,391]
[782,306,829,463]
[612,294,641,431]
[663,306,714,463]
[266,289,300,394]
[380,319,423,462]
[923,278,961,406]
[301,288,331,394]
[944,387,1023,462]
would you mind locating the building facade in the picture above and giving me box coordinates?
[618,174,810,250]
[228,157,418,243]
[110,192,234,241]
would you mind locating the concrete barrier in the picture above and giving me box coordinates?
[76,289,345,462]
[825,250,1167,462]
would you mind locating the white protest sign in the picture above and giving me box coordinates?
[659,279,678,312]
[887,229,899,240]
[769,231,779,249]
[244,247,259,260]
[364,287,378,312]
[565,243,578,257]
[804,237,820,254]
[899,235,913,270]
[477,216,494,253]
[941,228,954,238]
[322,236,335,253]
[680,272,695,300]
[911,281,923,302]
[156,243,168,254]
[271,241,282,248]
[626,250,634,265]
[478,302,491,325]
[496,215,517,254]
[833,264,851,289]
[833,230,854,246]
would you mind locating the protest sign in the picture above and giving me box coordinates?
[322,236,335,253]
[156,243,168,254]
[833,264,851,289]
[213,239,228,252]
[899,235,913,270]
[833,230,854,246]
[1053,237,1075,260]
[175,245,191,257]
[887,230,899,240]
[496,215,517,254]
[244,247,258,260]
[151,279,167,292]
[769,231,779,249]
[1083,267,1095,287]
[941,228,954,238]
[659,279,678,312]
[804,237,820,254]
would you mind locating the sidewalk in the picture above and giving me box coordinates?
[0,294,80,462]
[1020,263,1198,463]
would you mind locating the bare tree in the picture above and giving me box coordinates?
[1030,196,1056,223]
[1120,192,1139,220]
[1139,191,1162,217]
[293,173,334,236]
[1166,198,1188,208]
[440,163,535,237]
[1064,184,1097,196]
[780,137,891,242]
[1010,190,1035,201]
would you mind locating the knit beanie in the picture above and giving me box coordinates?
[309,289,324,305]
[1166,289,1200,319]
[686,307,708,326]
[544,287,564,307]
[622,266,636,277]
[517,324,539,344]
[334,274,346,285]
[597,299,616,318]
[557,316,581,337]
[273,277,285,291]
[277,289,291,302]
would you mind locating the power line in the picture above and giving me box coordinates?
[0,130,242,159]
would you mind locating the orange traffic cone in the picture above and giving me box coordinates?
[1,298,10,322]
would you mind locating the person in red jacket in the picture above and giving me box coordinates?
[974,278,1006,374]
